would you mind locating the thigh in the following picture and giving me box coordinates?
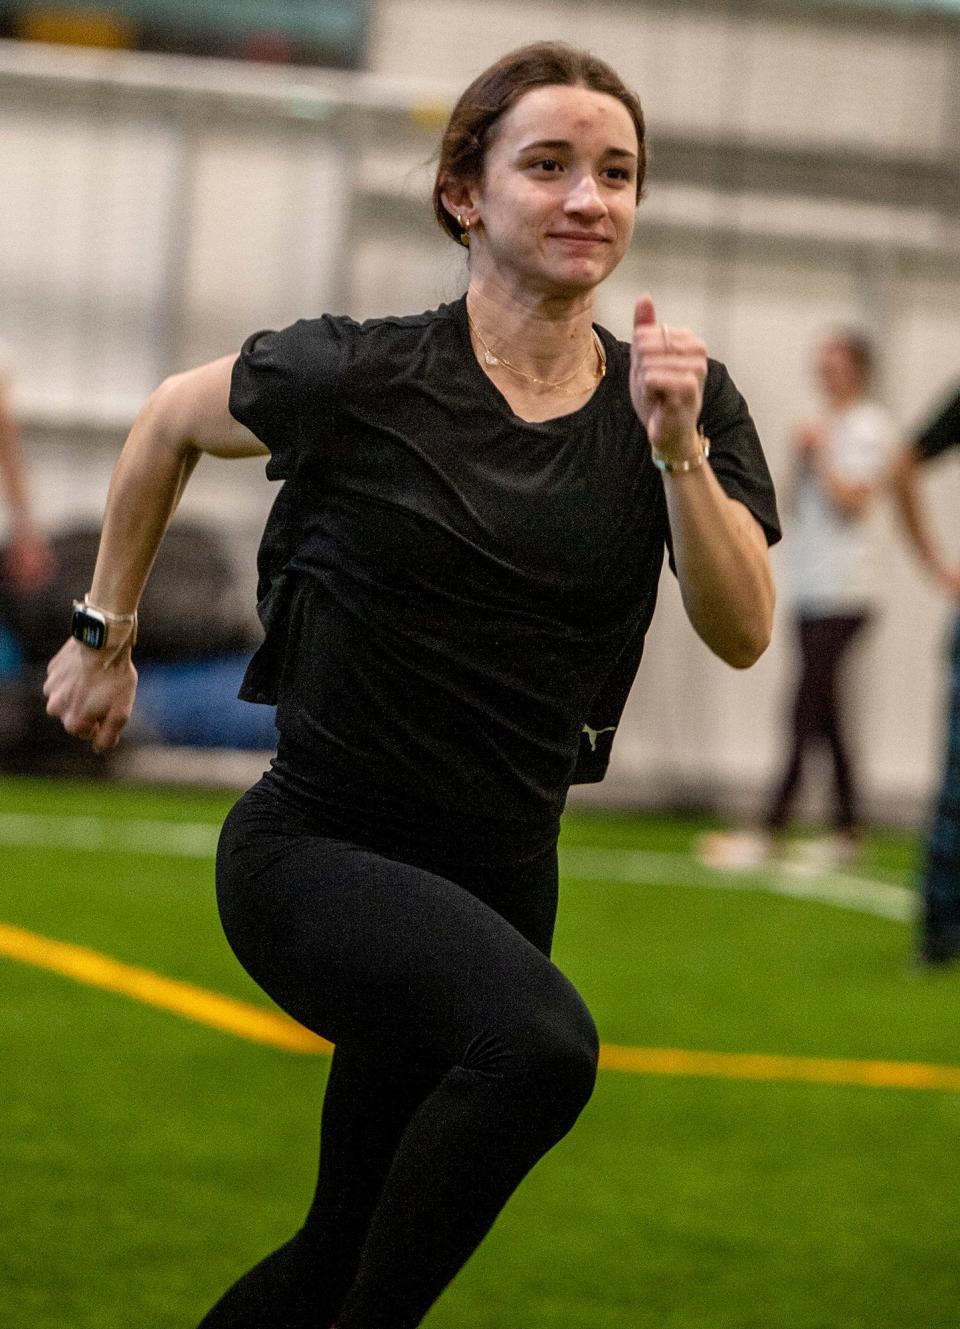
[215,792,570,1064]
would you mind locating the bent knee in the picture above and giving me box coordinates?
[524,987,599,1126]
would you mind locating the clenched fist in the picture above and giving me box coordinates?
[629,293,708,465]
[43,637,137,754]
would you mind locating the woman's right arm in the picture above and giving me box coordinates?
[43,354,267,752]
[891,442,960,595]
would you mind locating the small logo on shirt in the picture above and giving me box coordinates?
[582,723,616,752]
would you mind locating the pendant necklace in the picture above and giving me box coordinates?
[467,312,606,391]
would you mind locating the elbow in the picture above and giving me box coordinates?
[710,591,775,669]
[698,614,772,670]
[723,620,772,669]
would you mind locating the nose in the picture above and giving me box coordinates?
[564,171,606,218]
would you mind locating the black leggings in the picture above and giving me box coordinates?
[766,611,870,834]
[200,784,598,1329]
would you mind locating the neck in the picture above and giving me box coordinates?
[465,277,599,391]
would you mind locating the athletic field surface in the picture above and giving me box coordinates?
[2,775,958,1329]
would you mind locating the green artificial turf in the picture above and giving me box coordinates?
[1,777,958,1328]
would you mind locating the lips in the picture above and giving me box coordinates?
[549,232,609,244]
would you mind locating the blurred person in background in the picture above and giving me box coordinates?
[44,42,779,1329]
[0,367,55,705]
[0,371,54,593]
[704,329,894,870]
[892,383,960,968]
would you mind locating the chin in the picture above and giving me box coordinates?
[542,267,606,298]
[532,250,599,280]
[553,250,619,285]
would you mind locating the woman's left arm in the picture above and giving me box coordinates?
[661,469,775,668]
[630,295,775,669]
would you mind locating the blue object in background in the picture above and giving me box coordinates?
[135,655,278,750]
[0,623,25,683]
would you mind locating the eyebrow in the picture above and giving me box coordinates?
[517,138,638,161]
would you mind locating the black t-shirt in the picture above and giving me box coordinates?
[915,386,960,462]
[230,297,779,852]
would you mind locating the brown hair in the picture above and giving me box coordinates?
[432,42,646,245]
[834,328,875,383]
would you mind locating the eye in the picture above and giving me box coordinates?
[531,158,563,173]
[603,166,632,183]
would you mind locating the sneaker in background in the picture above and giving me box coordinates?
[698,831,775,871]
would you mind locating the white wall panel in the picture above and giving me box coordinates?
[350,230,466,321]
[179,127,351,367]
[371,0,955,157]
[0,102,179,419]
[577,7,739,135]
[368,0,584,83]
[739,22,951,154]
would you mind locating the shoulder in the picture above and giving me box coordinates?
[355,302,460,336]
[242,301,461,366]
[600,328,779,542]
[234,301,461,407]
[236,313,358,393]
[347,301,462,360]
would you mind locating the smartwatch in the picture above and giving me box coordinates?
[71,598,136,651]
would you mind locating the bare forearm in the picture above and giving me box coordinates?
[87,390,200,613]
[890,447,957,590]
[892,451,932,563]
[665,464,774,668]
[45,355,263,753]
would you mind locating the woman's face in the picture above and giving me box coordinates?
[817,336,865,400]
[463,83,640,299]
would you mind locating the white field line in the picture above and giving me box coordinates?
[0,811,915,923]
[558,848,915,923]
[0,812,219,858]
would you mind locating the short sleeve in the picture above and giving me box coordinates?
[229,315,354,480]
[914,386,960,463]
[698,359,781,546]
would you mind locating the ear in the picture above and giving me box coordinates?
[439,179,478,229]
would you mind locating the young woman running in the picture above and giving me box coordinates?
[44,41,779,1329]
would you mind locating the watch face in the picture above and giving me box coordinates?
[71,607,107,650]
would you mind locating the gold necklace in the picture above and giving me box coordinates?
[467,312,606,391]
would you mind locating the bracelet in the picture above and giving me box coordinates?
[651,432,711,474]
[76,595,138,625]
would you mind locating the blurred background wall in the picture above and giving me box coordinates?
[1,0,959,818]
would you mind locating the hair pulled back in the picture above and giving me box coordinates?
[432,42,646,246]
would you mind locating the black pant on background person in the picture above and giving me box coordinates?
[199,782,598,1329]
[767,612,871,836]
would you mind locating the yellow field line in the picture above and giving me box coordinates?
[0,920,331,1056]
[3,920,959,1092]
[597,1043,960,1092]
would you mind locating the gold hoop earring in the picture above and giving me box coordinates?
[457,214,471,248]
